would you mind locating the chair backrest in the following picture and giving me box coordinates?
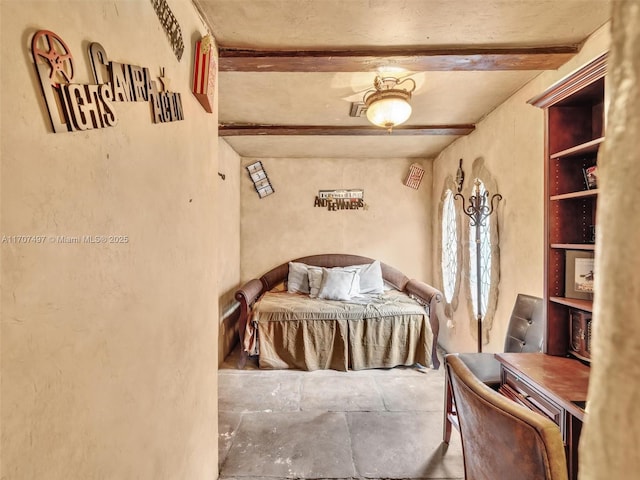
[446,355,568,480]
[503,293,544,353]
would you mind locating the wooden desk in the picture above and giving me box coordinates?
[495,353,590,480]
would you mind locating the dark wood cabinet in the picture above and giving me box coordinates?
[528,53,607,358]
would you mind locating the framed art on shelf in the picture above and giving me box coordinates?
[583,165,598,190]
[565,250,595,300]
[569,309,592,361]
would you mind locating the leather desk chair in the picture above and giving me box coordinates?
[445,355,568,480]
[443,293,544,443]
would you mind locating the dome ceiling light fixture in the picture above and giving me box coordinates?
[363,76,417,133]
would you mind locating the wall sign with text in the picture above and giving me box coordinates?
[314,189,366,211]
[30,29,184,134]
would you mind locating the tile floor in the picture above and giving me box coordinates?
[218,349,464,479]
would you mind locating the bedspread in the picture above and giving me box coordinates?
[244,289,434,371]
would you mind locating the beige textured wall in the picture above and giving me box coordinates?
[1,1,219,478]
[217,139,241,364]
[432,24,611,353]
[580,2,640,477]
[240,157,433,283]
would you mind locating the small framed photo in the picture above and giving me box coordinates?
[565,250,595,300]
[583,165,598,190]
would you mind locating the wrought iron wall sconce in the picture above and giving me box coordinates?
[455,158,465,192]
[455,179,502,352]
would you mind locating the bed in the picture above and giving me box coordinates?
[234,254,443,371]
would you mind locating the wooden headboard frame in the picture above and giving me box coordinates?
[235,253,442,369]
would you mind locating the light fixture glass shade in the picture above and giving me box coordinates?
[365,95,412,129]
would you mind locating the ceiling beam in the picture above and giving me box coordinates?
[218,46,579,72]
[219,124,475,136]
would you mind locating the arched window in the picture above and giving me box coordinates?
[438,180,462,321]
[441,189,458,303]
[468,180,492,318]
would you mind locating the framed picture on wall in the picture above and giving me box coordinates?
[246,160,275,199]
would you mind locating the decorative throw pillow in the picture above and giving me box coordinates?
[318,268,360,301]
[287,261,310,294]
[307,267,324,298]
[354,260,385,294]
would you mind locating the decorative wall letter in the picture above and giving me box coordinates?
[30,29,184,134]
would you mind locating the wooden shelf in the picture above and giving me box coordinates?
[550,189,599,201]
[550,296,593,312]
[532,54,605,360]
[551,244,595,251]
[550,137,604,160]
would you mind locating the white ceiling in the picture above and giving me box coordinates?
[193,0,612,159]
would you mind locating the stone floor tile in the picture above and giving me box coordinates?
[348,411,464,479]
[218,411,242,468]
[374,373,445,412]
[218,372,302,412]
[220,411,357,478]
[300,374,385,412]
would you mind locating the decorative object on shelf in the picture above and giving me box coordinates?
[582,165,598,189]
[404,163,425,189]
[569,309,592,361]
[314,189,365,211]
[565,250,595,300]
[246,161,274,198]
[363,76,416,133]
[455,158,465,193]
[150,0,184,61]
[455,179,502,353]
[193,34,216,113]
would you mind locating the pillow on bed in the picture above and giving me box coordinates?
[287,261,310,294]
[307,266,324,298]
[318,267,360,301]
[353,260,385,294]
